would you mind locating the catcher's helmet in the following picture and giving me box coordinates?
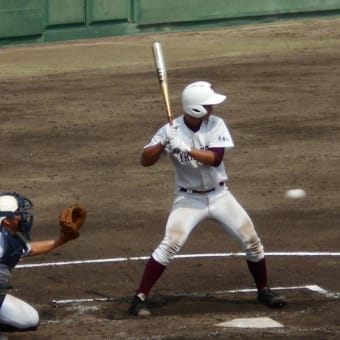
[182,81,226,118]
[0,192,33,240]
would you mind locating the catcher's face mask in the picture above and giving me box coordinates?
[0,192,34,240]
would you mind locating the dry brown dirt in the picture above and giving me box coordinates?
[0,16,339,339]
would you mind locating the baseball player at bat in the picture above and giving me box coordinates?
[128,81,287,316]
[0,192,86,331]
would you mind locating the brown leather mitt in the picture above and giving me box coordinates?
[59,203,87,242]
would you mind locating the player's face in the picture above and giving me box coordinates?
[185,105,214,126]
[203,105,213,114]
[3,215,21,235]
[202,105,213,121]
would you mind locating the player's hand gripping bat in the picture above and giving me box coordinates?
[152,42,173,126]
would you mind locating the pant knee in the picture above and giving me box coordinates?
[152,236,183,266]
[244,235,264,262]
[0,294,40,330]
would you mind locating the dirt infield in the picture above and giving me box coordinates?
[1,16,339,339]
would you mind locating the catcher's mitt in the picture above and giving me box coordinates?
[59,203,87,242]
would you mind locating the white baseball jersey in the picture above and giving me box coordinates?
[145,114,234,191]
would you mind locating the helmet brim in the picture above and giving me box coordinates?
[201,93,227,105]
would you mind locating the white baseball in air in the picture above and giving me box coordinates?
[285,188,306,199]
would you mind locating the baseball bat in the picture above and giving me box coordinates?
[152,41,173,125]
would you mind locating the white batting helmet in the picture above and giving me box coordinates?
[0,195,18,226]
[182,81,226,118]
[0,192,34,240]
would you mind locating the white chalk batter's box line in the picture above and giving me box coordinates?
[16,251,338,305]
[17,251,340,269]
[51,285,339,305]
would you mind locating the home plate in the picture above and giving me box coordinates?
[215,317,284,328]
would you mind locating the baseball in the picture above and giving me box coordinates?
[285,188,306,199]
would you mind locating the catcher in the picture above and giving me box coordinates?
[0,192,86,331]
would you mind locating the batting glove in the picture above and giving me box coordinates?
[169,136,191,154]
[159,133,169,146]
[166,123,179,139]
[157,123,176,146]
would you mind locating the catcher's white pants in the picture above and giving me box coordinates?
[152,186,264,266]
[0,294,39,330]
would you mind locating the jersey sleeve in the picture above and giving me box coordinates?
[208,117,234,149]
[143,124,167,149]
[22,243,31,257]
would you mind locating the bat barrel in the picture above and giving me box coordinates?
[152,41,173,125]
[152,42,166,69]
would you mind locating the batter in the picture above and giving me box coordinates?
[128,81,287,316]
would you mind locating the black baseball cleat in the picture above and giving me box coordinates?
[257,287,287,308]
[128,295,151,317]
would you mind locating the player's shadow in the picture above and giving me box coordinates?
[85,290,259,319]
[147,293,258,315]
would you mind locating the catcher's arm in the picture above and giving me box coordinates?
[28,238,68,256]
